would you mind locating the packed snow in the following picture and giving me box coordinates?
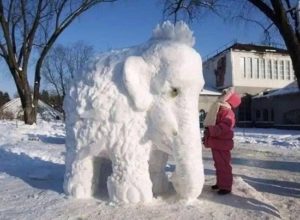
[0,119,299,219]
[64,21,204,203]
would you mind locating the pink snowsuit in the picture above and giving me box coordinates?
[203,92,241,191]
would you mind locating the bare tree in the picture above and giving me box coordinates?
[163,0,300,89]
[42,42,94,113]
[0,0,117,124]
[0,90,10,107]
[163,0,223,22]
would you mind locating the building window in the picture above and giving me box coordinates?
[246,57,252,78]
[271,109,274,121]
[263,109,269,121]
[267,59,272,79]
[256,110,261,120]
[260,59,266,79]
[279,60,284,79]
[274,60,278,79]
[240,57,246,78]
[238,95,252,121]
[286,60,291,80]
[253,58,259,78]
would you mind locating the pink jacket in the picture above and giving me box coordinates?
[204,106,235,150]
[203,91,241,151]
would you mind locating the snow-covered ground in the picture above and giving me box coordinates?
[0,120,299,220]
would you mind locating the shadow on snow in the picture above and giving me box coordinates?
[204,156,300,173]
[0,148,64,194]
[203,169,281,218]
[204,156,300,199]
[27,133,65,145]
[239,174,300,199]
[231,157,300,173]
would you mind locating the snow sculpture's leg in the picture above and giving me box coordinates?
[64,156,94,198]
[107,148,153,204]
[149,149,169,195]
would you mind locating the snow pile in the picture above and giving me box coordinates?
[235,128,300,151]
[0,98,62,121]
[257,81,300,98]
[63,21,205,203]
[0,120,65,164]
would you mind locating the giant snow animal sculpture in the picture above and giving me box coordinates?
[63,21,205,204]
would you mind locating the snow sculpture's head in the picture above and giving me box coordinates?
[125,21,203,142]
[124,21,202,112]
[64,21,205,204]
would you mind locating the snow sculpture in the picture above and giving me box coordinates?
[63,21,205,203]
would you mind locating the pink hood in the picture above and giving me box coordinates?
[225,92,241,109]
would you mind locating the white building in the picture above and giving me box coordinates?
[200,43,299,127]
[203,43,295,95]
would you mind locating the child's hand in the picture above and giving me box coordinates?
[203,127,209,137]
[202,127,210,148]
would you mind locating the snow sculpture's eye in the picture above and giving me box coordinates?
[170,87,179,97]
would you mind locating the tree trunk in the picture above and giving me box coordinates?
[11,68,37,125]
[287,44,300,88]
[20,85,36,125]
[248,0,300,89]
[274,11,300,88]
[23,100,35,124]
[271,0,300,88]
[277,19,300,88]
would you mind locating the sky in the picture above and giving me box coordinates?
[0,0,272,97]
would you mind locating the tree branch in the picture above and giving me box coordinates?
[21,0,44,71]
[0,0,18,69]
[33,0,118,102]
[248,0,277,22]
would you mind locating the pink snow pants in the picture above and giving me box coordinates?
[211,149,232,191]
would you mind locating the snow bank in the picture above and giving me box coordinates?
[235,128,300,151]
[0,98,62,121]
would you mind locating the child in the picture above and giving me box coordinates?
[203,87,241,195]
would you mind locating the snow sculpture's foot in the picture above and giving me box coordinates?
[107,156,153,204]
[107,177,153,203]
[66,183,93,199]
[171,171,203,200]
[63,157,94,199]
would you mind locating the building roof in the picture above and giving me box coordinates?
[205,42,289,61]
[234,86,275,96]
[200,85,221,96]
[254,81,300,98]
[231,43,288,54]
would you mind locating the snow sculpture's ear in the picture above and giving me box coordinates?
[123,56,153,111]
